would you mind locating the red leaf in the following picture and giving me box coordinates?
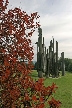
[4,60,10,66]
[39,97,44,102]
[25,93,30,101]
[32,95,37,101]
[38,103,44,108]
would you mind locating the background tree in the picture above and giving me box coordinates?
[68,62,72,72]
[58,57,72,71]
[64,58,72,71]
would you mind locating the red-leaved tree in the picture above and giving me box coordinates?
[0,0,61,108]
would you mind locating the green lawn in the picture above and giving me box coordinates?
[31,70,72,108]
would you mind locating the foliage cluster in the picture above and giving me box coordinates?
[0,0,61,108]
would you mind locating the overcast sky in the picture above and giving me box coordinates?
[8,0,72,61]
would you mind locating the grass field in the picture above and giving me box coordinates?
[31,70,72,108]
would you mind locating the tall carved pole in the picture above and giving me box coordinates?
[53,38,54,54]
[61,52,64,76]
[38,27,43,78]
[44,46,46,74]
[35,42,38,72]
[50,40,53,76]
[52,38,55,76]
[42,37,44,72]
[46,49,49,77]
[43,37,44,54]
[56,41,58,77]
[48,46,50,76]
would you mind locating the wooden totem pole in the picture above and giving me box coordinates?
[35,27,43,78]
